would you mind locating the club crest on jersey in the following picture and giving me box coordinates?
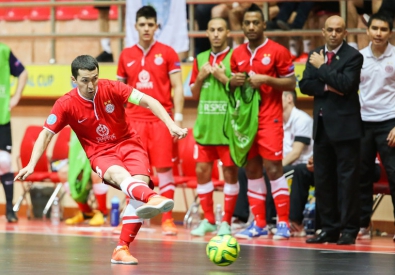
[154,54,164,65]
[385,65,393,74]
[262,54,271,65]
[96,124,116,143]
[104,100,115,113]
[136,70,153,89]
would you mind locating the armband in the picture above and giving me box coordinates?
[128,88,144,105]
[174,113,183,122]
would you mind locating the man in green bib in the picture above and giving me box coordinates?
[189,18,239,237]
[0,43,28,222]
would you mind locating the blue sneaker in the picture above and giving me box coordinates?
[234,221,269,239]
[273,222,291,240]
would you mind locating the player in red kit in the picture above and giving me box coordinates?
[14,55,188,265]
[117,5,184,236]
[230,4,296,240]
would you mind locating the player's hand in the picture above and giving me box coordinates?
[198,62,212,81]
[387,127,395,147]
[248,74,267,89]
[309,50,325,69]
[306,156,314,172]
[211,62,226,82]
[230,73,246,88]
[169,125,188,140]
[14,166,34,181]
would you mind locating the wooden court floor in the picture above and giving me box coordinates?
[0,218,394,275]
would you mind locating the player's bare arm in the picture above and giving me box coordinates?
[248,74,296,91]
[191,62,212,100]
[9,69,28,110]
[282,141,305,166]
[211,62,228,85]
[14,129,55,181]
[169,71,184,127]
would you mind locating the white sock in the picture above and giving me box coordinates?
[349,42,358,50]
[101,38,112,53]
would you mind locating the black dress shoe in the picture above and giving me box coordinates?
[306,231,339,244]
[337,233,356,245]
[6,211,18,223]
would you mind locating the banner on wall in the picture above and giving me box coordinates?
[11,63,307,99]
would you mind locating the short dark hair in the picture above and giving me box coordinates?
[136,5,157,22]
[207,17,229,29]
[245,3,265,21]
[368,12,393,31]
[71,55,99,79]
[284,90,297,105]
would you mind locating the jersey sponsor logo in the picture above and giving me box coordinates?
[104,100,115,113]
[46,114,57,125]
[237,60,245,66]
[274,151,282,156]
[127,61,135,67]
[385,65,393,73]
[136,70,153,90]
[154,54,164,65]
[202,82,210,89]
[78,118,87,123]
[262,54,271,65]
[199,100,227,114]
[96,124,116,143]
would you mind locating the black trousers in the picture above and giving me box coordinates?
[360,119,395,227]
[288,164,315,223]
[314,119,361,236]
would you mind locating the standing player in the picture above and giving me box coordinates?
[0,43,28,223]
[15,55,188,264]
[358,13,395,241]
[189,18,239,237]
[117,5,184,236]
[230,4,296,240]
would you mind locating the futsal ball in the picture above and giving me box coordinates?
[206,235,240,266]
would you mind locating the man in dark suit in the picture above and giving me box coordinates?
[299,15,364,245]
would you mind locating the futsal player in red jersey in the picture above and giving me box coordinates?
[230,4,296,240]
[14,55,188,265]
[117,6,184,236]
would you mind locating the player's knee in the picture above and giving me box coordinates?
[0,150,12,175]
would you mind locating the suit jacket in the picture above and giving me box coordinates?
[299,42,364,141]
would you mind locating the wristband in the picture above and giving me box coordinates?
[174,113,183,122]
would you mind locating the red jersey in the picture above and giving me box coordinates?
[231,39,294,121]
[117,41,181,121]
[44,80,137,159]
[189,47,231,86]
